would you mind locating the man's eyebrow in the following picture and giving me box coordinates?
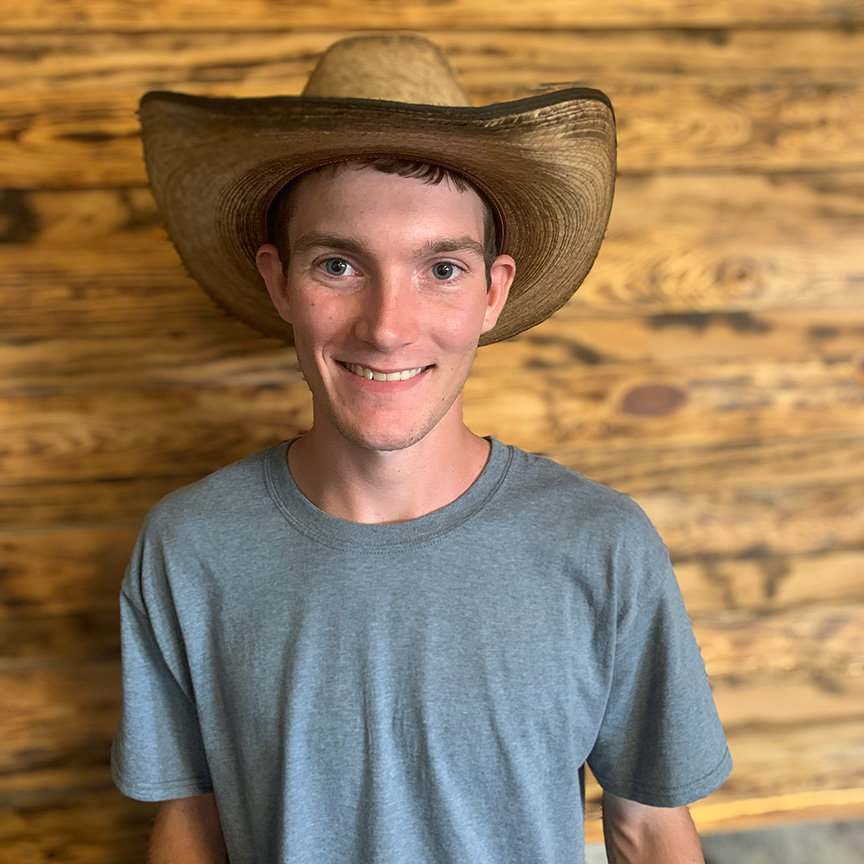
[291,234,487,261]
[418,237,487,260]
[291,234,368,257]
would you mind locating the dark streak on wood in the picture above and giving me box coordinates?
[57,131,118,144]
[522,333,606,366]
[702,560,738,609]
[759,556,792,600]
[0,189,39,243]
[647,312,772,334]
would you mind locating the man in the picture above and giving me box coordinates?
[113,34,732,864]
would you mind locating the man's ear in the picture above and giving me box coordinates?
[255,244,292,323]
[481,254,516,334]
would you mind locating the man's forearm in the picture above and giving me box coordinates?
[147,794,228,864]
[601,791,705,864]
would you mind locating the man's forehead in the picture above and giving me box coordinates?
[285,164,487,234]
[289,159,478,199]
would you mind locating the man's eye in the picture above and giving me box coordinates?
[431,262,461,281]
[322,258,355,276]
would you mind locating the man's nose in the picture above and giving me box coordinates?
[354,273,419,350]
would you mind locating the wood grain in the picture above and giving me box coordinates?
[674,551,864,615]
[636,482,864,562]
[5,30,864,96]
[2,29,864,186]
[0,387,309,484]
[0,527,139,618]
[0,475,201,528]
[0,613,119,668]
[4,435,864,530]
[8,171,864,250]
[4,1,864,31]
[0,604,860,775]
[3,232,860,339]
[700,606,864,726]
[548,434,864,494]
[3,308,863,393]
[0,787,156,863]
[584,720,864,842]
[2,526,862,622]
[0,357,861,484]
[2,661,121,776]
[4,172,862,348]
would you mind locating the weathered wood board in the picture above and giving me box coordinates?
[2,357,860,480]
[2,30,864,186]
[1,721,861,860]
[4,0,864,30]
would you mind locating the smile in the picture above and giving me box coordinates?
[342,362,428,382]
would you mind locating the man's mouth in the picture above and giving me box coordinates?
[341,362,429,382]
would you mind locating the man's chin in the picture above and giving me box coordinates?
[333,419,435,455]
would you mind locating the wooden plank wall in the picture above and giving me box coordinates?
[2,1,863,859]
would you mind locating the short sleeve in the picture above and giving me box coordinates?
[111,529,213,802]
[587,518,732,807]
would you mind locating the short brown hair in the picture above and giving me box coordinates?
[268,158,499,283]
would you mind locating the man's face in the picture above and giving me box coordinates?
[257,164,514,454]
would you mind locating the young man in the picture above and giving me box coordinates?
[113,35,732,864]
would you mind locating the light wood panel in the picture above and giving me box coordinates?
[584,719,864,842]
[1,604,860,780]
[550,434,864,493]
[4,171,862,353]
[0,613,119,667]
[5,601,862,675]
[1,702,860,857]
[2,29,864,187]
[675,550,864,614]
[3,306,863,392]
[3,229,859,338]
[637,482,864,562]
[5,30,864,96]
[0,357,861,484]
[4,433,864,528]
[0,476,199,528]
[5,0,864,31]
[2,512,861,621]
[0,527,139,618]
[0,787,156,864]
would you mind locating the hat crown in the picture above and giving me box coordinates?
[301,34,472,107]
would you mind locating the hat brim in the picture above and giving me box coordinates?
[139,89,616,345]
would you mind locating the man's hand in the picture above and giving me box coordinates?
[147,793,228,864]
[601,791,705,864]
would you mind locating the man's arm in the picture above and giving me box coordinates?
[147,793,228,864]
[601,791,705,864]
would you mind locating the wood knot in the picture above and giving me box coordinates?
[620,383,688,417]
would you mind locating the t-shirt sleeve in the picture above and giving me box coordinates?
[586,510,732,807]
[111,524,213,802]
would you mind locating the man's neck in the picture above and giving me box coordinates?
[286,421,491,524]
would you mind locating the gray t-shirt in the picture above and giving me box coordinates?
[112,438,731,863]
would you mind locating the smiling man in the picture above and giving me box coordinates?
[254,162,514,523]
[112,35,731,864]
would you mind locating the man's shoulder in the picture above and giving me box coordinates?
[497,443,672,585]
[503,444,643,518]
[143,442,281,535]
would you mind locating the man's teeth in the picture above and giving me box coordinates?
[345,363,425,381]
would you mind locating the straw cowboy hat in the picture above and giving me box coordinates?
[139,33,616,345]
